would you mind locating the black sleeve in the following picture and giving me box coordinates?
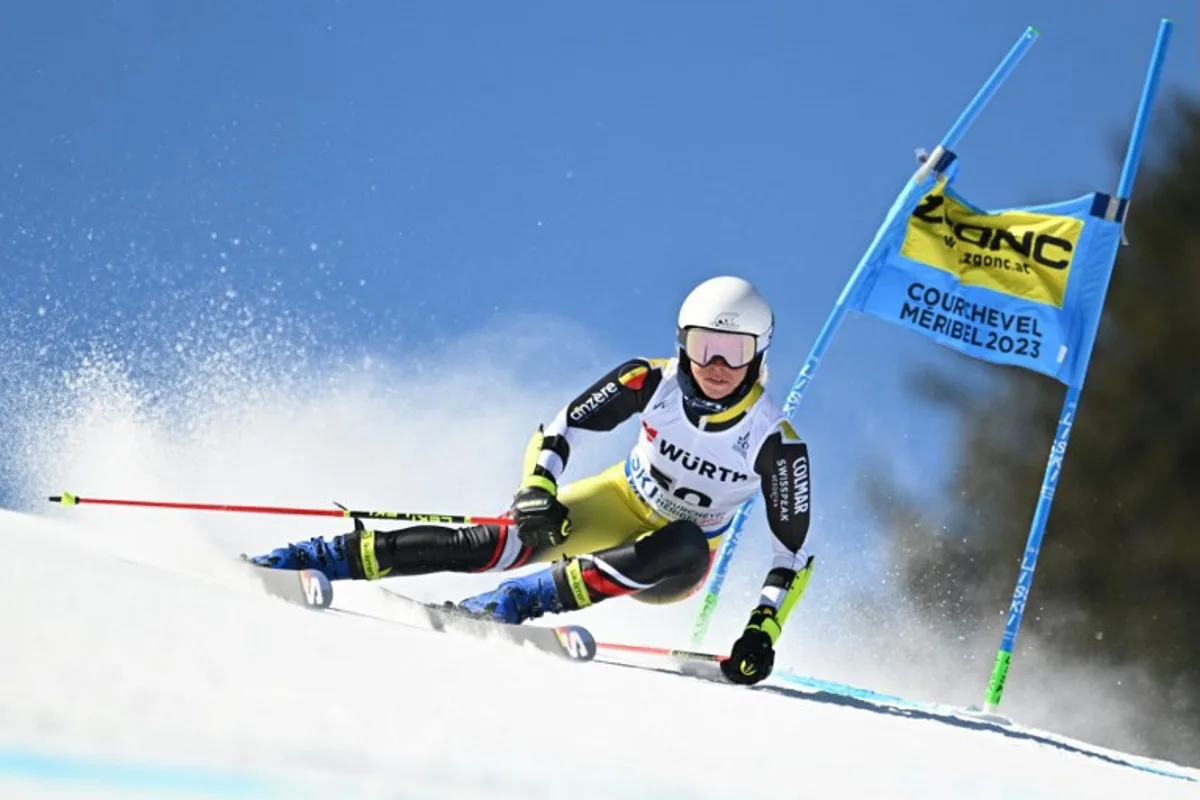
[754,427,811,553]
[524,358,666,487]
[559,358,664,433]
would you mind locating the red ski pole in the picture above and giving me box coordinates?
[47,491,514,527]
[596,641,727,662]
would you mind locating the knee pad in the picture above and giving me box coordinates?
[631,520,711,605]
[635,520,709,574]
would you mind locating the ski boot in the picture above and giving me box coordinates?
[247,535,354,581]
[457,566,566,624]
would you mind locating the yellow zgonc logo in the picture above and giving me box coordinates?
[900,182,1083,308]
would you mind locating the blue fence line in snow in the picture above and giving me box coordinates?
[0,745,301,798]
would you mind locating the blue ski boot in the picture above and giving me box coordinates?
[247,535,353,581]
[457,566,566,624]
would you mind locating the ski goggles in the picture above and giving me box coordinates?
[679,327,758,368]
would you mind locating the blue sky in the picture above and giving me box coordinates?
[0,3,1195,564]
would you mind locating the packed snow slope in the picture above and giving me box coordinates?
[2,507,1198,800]
[2,321,1197,797]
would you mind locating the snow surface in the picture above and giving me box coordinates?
[2,508,1197,800]
[1,323,1196,797]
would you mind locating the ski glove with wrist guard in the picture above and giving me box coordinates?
[721,605,780,685]
[512,480,571,549]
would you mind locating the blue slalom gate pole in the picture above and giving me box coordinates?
[689,26,1041,647]
[983,18,1173,713]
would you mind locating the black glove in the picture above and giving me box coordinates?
[511,484,571,549]
[720,606,779,685]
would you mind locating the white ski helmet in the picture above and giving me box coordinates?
[677,275,774,359]
[675,276,774,411]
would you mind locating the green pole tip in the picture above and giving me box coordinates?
[1029,26,1040,36]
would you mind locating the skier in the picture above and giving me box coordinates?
[250,275,815,686]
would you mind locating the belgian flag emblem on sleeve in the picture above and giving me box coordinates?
[618,365,648,390]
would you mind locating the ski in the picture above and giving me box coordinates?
[234,561,591,660]
[243,560,333,610]
[369,587,597,662]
